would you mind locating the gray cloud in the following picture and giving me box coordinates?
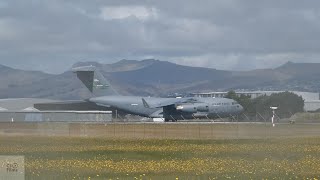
[0,0,320,73]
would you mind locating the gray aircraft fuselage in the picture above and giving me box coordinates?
[90,95,243,120]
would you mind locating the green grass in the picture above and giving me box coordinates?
[0,136,320,179]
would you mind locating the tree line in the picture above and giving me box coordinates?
[225,91,304,121]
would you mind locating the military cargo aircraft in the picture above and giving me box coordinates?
[73,66,243,122]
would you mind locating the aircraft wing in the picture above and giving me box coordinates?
[142,97,198,108]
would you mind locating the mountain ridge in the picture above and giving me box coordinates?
[0,60,319,99]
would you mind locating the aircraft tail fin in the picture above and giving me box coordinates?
[142,98,150,108]
[72,66,118,96]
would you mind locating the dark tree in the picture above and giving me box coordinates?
[226,91,304,121]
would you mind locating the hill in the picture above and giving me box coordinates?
[0,65,53,98]
[0,60,320,99]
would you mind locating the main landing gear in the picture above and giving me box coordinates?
[164,118,177,122]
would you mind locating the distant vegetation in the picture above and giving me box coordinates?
[226,91,304,121]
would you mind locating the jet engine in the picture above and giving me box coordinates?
[176,103,209,113]
[197,104,209,112]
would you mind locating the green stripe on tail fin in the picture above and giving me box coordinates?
[72,66,118,96]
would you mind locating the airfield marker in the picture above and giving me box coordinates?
[270,107,278,127]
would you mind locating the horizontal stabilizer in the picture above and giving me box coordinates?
[72,65,96,72]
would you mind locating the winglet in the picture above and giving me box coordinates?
[142,98,150,108]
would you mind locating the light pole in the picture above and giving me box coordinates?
[270,107,278,127]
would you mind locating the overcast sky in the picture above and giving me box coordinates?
[0,0,320,74]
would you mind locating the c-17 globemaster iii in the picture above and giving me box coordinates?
[72,66,243,122]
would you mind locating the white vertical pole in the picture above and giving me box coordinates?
[272,109,275,127]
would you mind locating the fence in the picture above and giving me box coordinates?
[0,111,112,122]
[1,122,320,140]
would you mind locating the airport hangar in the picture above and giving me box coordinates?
[0,98,113,122]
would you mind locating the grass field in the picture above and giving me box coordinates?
[1,136,320,179]
[2,122,320,139]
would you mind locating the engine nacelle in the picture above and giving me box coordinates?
[176,103,209,113]
[176,104,197,113]
[197,104,209,112]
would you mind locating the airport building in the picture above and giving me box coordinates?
[0,98,112,122]
[191,91,320,112]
